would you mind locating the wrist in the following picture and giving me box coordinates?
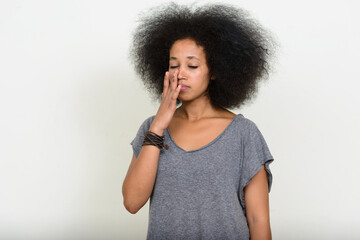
[142,129,169,150]
[149,124,164,136]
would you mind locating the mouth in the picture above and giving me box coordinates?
[180,85,189,91]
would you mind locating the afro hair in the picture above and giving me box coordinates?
[130,2,277,109]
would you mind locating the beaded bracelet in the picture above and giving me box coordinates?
[142,131,169,150]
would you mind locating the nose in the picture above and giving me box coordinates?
[177,65,186,80]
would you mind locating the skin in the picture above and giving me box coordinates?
[167,38,236,151]
[122,38,271,239]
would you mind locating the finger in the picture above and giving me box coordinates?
[172,84,182,100]
[163,71,169,96]
[171,70,178,90]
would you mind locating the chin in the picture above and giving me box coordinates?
[177,95,193,102]
[180,91,209,101]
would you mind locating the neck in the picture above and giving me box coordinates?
[175,96,223,121]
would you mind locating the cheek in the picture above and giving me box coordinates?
[201,78,210,89]
[199,72,210,85]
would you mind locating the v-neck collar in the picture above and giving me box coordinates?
[165,114,242,153]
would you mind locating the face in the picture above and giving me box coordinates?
[169,38,212,102]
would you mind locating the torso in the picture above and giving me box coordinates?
[167,110,237,151]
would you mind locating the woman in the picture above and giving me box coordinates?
[122,3,276,239]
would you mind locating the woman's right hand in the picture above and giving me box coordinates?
[123,70,180,214]
[150,70,181,134]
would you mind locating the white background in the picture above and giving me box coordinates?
[1,0,359,239]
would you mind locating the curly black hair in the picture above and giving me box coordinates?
[130,2,276,109]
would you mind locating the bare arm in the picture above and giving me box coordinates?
[244,164,272,240]
[122,132,162,214]
[122,70,181,214]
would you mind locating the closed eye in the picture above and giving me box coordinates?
[170,66,198,69]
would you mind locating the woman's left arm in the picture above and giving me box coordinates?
[244,164,272,240]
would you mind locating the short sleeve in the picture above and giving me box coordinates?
[130,115,156,158]
[238,120,274,210]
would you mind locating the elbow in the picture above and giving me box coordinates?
[122,181,148,214]
[122,182,139,214]
[123,198,140,214]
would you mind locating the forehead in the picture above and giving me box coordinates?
[169,38,206,59]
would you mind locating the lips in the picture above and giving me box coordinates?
[180,85,189,91]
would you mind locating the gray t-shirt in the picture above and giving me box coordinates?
[130,114,274,240]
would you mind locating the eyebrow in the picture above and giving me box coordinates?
[170,56,200,61]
